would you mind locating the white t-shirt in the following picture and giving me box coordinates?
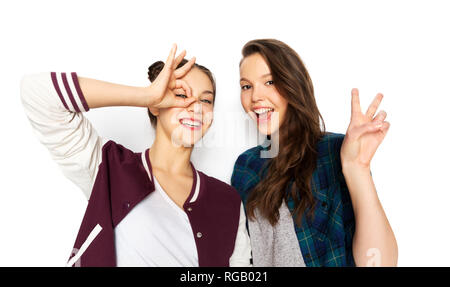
[114,175,199,267]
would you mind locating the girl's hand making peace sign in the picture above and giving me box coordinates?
[340,88,391,171]
[146,44,197,109]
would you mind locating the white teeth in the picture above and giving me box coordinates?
[180,119,201,127]
[253,108,274,114]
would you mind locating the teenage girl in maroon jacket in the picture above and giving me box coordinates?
[20,44,251,267]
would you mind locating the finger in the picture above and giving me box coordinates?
[376,121,391,143]
[175,79,192,98]
[173,95,196,108]
[173,49,187,70]
[174,56,196,79]
[380,121,390,135]
[372,110,387,123]
[351,88,361,119]
[164,43,177,71]
[366,93,384,119]
[350,121,384,140]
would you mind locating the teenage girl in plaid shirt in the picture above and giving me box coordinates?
[232,39,398,267]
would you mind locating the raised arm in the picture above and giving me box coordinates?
[73,45,197,110]
[20,44,196,199]
[340,88,398,266]
[79,44,196,110]
[20,71,107,199]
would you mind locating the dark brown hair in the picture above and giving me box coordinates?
[147,59,216,127]
[241,39,326,227]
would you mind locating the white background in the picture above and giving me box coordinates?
[1,0,449,266]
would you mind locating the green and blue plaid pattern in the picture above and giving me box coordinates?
[231,132,356,267]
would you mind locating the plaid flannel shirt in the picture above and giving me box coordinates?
[231,132,356,267]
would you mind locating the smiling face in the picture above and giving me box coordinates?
[239,53,288,136]
[154,67,214,147]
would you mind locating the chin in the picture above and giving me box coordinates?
[180,133,204,147]
[257,123,279,136]
[169,123,207,147]
[170,137,195,148]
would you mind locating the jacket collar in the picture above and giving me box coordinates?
[141,148,201,204]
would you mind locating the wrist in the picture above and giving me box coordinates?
[342,161,371,177]
[341,162,377,203]
[141,86,156,107]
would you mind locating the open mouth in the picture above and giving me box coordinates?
[179,118,202,130]
[253,107,274,123]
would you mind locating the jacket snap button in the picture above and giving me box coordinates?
[196,232,202,238]
[187,207,192,212]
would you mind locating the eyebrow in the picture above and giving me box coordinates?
[240,73,272,82]
[201,90,214,96]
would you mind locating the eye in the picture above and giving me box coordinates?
[201,99,212,104]
[265,80,274,86]
[176,94,187,98]
[241,85,251,91]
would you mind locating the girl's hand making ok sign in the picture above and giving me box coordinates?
[146,44,197,109]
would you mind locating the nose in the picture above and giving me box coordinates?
[251,82,266,103]
[187,97,202,114]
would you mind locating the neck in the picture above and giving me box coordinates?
[149,124,193,175]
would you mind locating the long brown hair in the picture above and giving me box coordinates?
[242,39,326,227]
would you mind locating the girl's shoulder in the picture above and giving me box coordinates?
[231,145,269,198]
[318,131,345,149]
[201,171,240,195]
[312,132,351,204]
[314,131,347,183]
[197,171,242,208]
[316,131,346,164]
[234,145,267,171]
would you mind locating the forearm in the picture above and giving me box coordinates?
[78,77,149,109]
[342,166,398,266]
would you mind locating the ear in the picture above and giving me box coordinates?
[149,107,160,117]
